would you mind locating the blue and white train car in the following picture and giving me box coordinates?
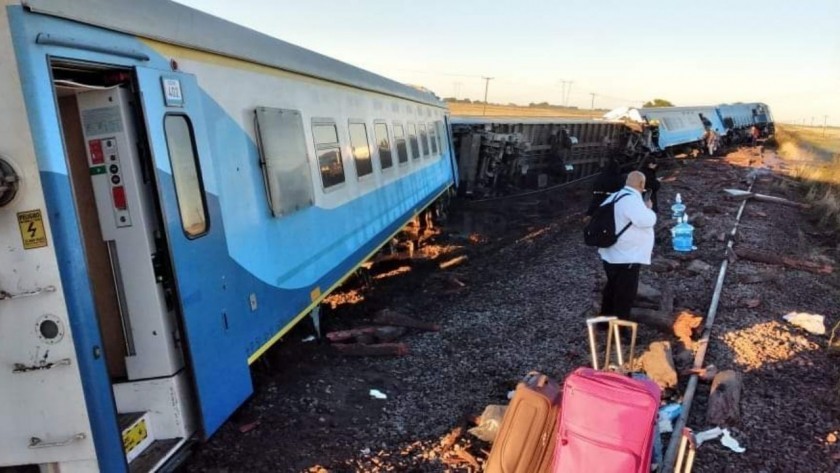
[0,1,455,471]
[637,105,726,149]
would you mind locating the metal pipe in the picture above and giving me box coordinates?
[662,178,755,473]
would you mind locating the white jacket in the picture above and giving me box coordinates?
[598,187,657,265]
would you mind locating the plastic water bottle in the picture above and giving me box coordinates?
[672,215,694,252]
[671,193,686,220]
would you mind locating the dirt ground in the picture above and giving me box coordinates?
[184,145,840,472]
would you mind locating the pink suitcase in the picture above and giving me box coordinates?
[552,367,660,473]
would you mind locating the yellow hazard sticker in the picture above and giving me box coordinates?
[122,417,148,453]
[17,210,48,250]
[310,286,321,302]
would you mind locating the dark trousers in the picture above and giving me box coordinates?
[601,261,641,319]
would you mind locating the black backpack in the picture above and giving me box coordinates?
[584,193,632,248]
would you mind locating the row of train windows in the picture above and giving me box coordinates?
[160,109,447,241]
[255,107,445,217]
[314,119,443,188]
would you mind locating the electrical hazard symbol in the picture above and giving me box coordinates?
[17,209,48,250]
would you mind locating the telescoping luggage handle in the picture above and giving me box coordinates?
[585,316,638,372]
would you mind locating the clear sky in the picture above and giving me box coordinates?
[175,0,839,125]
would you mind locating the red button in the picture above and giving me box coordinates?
[112,186,127,210]
[89,140,104,165]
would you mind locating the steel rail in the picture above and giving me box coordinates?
[661,175,756,473]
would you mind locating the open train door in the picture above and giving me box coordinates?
[133,66,252,436]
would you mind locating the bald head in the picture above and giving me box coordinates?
[626,171,646,192]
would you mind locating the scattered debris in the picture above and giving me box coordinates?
[738,270,778,285]
[333,342,409,357]
[372,309,440,331]
[369,389,387,400]
[651,257,680,273]
[325,326,407,344]
[468,405,507,443]
[682,364,718,383]
[673,310,703,350]
[687,259,713,274]
[439,255,469,270]
[658,404,682,433]
[734,247,834,274]
[238,420,261,434]
[637,282,662,303]
[724,188,810,209]
[301,335,317,343]
[694,427,745,453]
[707,370,743,426]
[782,312,826,335]
[741,298,761,308]
[639,341,678,391]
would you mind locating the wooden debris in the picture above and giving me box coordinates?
[639,341,678,390]
[738,270,777,285]
[724,188,810,209]
[332,342,409,357]
[651,257,680,273]
[325,326,407,344]
[707,370,743,426]
[372,309,440,331]
[440,255,469,270]
[636,282,662,303]
[673,310,703,350]
[682,364,718,382]
[687,259,713,274]
[238,420,261,434]
[629,308,671,333]
[734,247,834,274]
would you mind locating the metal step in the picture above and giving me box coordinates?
[129,438,183,473]
[119,411,154,464]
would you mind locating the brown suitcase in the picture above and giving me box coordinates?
[485,371,561,473]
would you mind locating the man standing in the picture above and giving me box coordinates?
[598,171,657,320]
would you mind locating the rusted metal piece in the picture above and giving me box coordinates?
[332,342,409,357]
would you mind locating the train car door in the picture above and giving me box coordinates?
[132,67,251,436]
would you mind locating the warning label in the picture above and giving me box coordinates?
[17,209,48,250]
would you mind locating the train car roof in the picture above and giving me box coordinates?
[450,116,617,125]
[21,0,444,107]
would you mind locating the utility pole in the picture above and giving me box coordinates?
[811,117,814,127]
[453,81,462,100]
[481,76,494,116]
[824,115,829,137]
[558,80,568,107]
[590,92,596,110]
[566,81,574,107]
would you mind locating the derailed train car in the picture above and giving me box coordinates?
[451,101,774,199]
[0,1,455,471]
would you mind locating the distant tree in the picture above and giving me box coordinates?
[643,98,674,107]
[442,97,457,102]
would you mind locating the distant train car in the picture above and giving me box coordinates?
[0,1,455,472]
[605,102,774,154]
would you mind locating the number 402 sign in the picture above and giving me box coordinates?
[161,77,184,107]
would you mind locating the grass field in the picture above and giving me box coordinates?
[777,124,840,156]
[447,102,605,119]
[775,124,840,232]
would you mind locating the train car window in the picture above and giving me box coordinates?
[418,124,430,157]
[348,122,373,178]
[436,120,445,154]
[428,123,438,154]
[393,124,408,164]
[312,122,346,188]
[163,114,208,237]
[374,122,393,169]
[255,107,314,216]
[407,123,420,160]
